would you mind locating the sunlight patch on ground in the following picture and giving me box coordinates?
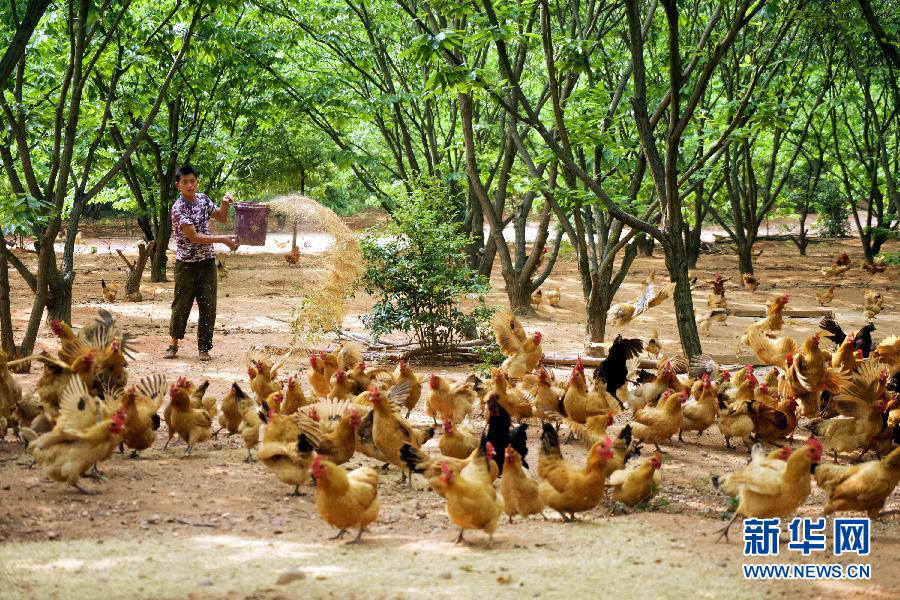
[8,554,143,572]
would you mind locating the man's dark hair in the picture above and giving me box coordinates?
[175,165,199,181]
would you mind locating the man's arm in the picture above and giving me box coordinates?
[211,192,233,223]
[180,223,238,251]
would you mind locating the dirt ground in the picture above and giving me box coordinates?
[1,219,899,599]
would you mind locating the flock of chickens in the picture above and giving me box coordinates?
[1,255,899,547]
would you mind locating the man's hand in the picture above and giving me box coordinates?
[224,235,240,252]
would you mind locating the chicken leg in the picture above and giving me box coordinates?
[347,528,365,544]
[72,482,99,495]
[454,527,465,544]
[715,512,740,542]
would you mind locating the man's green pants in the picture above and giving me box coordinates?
[169,258,217,353]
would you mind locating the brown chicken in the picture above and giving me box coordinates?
[538,423,614,521]
[817,284,836,306]
[742,273,759,291]
[521,368,564,421]
[28,350,97,429]
[814,447,900,518]
[545,287,561,308]
[439,418,478,459]
[625,359,682,411]
[284,247,300,264]
[717,397,755,449]
[316,409,362,466]
[873,336,900,375]
[787,334,847,416]
[369,383,434,485]
[309,352,336,397]
[307,343,363,398]
[831,338,862,376]
[426,442,503,546]
[483,369,532,421]
[281,375,308,414]
[236,387,265,462]
[26,378,126,494]
[327,370,355,401]
[750,396,798,442]
[707,273,731,297]
[100,279,118,302]
[500,445,544,522]
[753,383,779,408]
[608,271,676,326]
[679,375,718,440]
[492,310,543,379]
[190,380,217,423]
[166,377,212,455]
[747,328,797,370]
[120,375,166,457]
[217,383,247,437]
[632,390,689,451]
[310,455,380,542]
[863,289,883,319]
[715,439,823,541]
[561,413,615,448]
[762,294,790,333]
[715,446,792,498]
[0,350,22,434]
[425,374,476,424]
[345,360,374,395]
[530,289,542,307]
[808,362,890,460]
[821,262,850,278]
[609,453,662,508]
[646,329,662,358]
[258,407,321,496]
[563,363,614,425]
[392,360,422,417]
[248,355,284,402]
[401,439,500,484]
[862,259,886,274]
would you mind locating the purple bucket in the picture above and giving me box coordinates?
[234,202,270,246]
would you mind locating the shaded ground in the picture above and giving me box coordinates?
[1,220,898,599]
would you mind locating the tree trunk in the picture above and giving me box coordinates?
[45,269,73,324]
[736,240,754,275]
[150,222,171,282]
[586,288,611,342]
[637,234,654,257]
[504,272,535,316]
[479,236,498,278]
[792,232,809,256]
[663,237,701,357]
[151,185,174,282]
[0,241,16,355]
[120,242,154,300]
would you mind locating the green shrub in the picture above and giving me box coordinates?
[359,179,490,358]
[812,182,849,237]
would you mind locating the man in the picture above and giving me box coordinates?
[164,165,239,361]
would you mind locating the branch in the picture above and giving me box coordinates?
[6,248,36,291]
[0,0,51,88]
[116,249,134,271]
[82,5,201,201]
[856,0,900,69]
